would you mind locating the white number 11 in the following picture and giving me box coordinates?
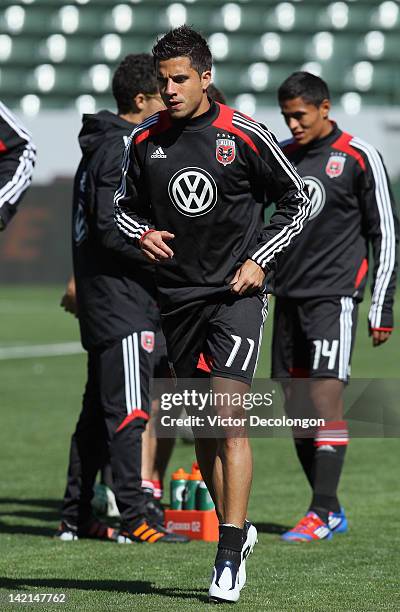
[225,335,255,371]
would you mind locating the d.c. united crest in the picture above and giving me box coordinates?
[325,153,346,178]
[141,331,155,353]
[216,134,236,166]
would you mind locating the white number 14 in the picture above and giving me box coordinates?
[312,339,339,370]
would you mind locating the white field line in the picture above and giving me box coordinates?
[0,342,84,360]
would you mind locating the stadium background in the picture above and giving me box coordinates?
[1,1,399,610]
[1,0,400,282]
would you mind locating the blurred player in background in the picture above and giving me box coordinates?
[115,26,310,603]
[57,54,188,544]
[272,72,399,542]
[0,101,36,231]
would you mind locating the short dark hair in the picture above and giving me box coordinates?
[278,71,330,107]
[152,25,212,75]
[112,53,158,114]
[208,83,226,105]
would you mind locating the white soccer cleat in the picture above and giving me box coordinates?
[57,530,78,542]
[208,560,240,603]
[54,521,78,541]
[239,521,258,590]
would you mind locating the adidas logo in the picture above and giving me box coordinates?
[151,147,167,159]
[328,516,341,529]
[315,526,330,538]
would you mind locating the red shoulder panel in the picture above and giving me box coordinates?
[0,139,8,152]
[213,104,260,155]
[332,132,366,171]
[135,111,172,145]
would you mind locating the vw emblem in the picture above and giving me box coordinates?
[168,167,217,217]
[304,176,326,220]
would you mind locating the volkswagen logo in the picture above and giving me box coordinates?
[168,167,217,217]
[304,176,326,220]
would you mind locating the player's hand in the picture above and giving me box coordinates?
[371,329,391,347]
[140,230,175,262]
[230,259,266,296]
[60,276,78,317]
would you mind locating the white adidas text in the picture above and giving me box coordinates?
[151,147,167,159]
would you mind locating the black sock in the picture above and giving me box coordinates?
[215,524,243,566]
[294,437,316,487]
[310,444,347,523]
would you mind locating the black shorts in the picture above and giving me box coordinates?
[271,296,358,382]
[161,292,268,385]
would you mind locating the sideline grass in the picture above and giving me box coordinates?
[0,287,399,611]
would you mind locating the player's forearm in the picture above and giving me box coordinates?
[98,226,152,262]
[114,200,155,247]
[369,298,395,330]
[0,143,36,229]
[369,239,398,329]
[248,188,311,270]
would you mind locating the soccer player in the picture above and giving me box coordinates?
[272,72,398,542]
[57,54,187,544]
[115,26,310,603]
[140,82,227,519]
[0,101,36,230]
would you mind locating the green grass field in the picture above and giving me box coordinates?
[0,287,399,611]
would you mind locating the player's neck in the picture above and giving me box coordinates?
[119,110,150,125]
[187,95,211,120]
[316,120,334,141]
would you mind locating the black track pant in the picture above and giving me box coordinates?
[61,331,156,526]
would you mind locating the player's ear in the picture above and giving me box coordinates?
[201,70,212,92]
[133,93,146,111]
[320,98,331,119]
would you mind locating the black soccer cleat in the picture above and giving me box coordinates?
[117,517,190,544]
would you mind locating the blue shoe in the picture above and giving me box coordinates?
[209,559,240,603]
[328,508,348,534]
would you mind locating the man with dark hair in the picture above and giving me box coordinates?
[112,54,160,114]
[272,71,398,542]
[115,26,310,602]
[56,54,187,544]
[0,101,36,230]
[278,71,330,110]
